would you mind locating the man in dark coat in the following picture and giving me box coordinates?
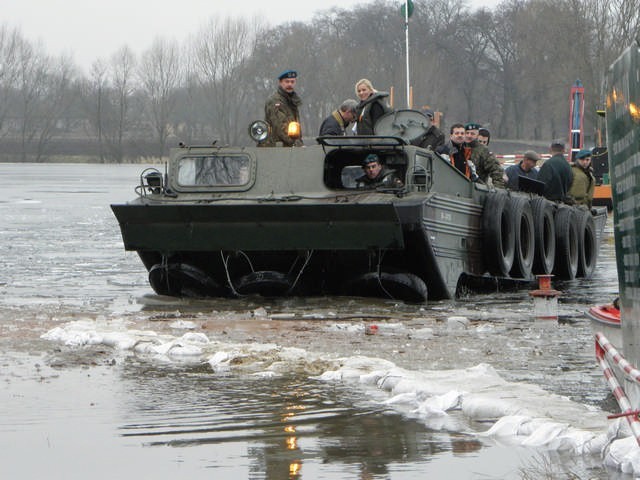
[263,69,302,147]
[537,139,573,202]
[436,123,472,177]
[318,99,358,136]
[356,154,403,189]
[505,150,540,190]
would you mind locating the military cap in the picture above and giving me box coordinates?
[363,153,380,165]
[465,122,482,131]
[278,69,297,80]
[523,150,541,162]
[576,149,592,159]
[422,108,434,119]
[550,139,566,149]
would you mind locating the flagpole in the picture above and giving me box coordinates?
[405,0,410,108]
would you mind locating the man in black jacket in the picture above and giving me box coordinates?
[318,99,358,136]
[537,139,573,201]
[436,123,471,177]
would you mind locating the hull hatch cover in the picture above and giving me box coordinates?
[374,109,431,145]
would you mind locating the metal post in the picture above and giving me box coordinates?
[405,0,410,108]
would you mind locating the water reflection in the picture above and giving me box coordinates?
[117,357,457,479]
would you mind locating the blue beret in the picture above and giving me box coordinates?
[278,69,297,80]
[576,149,592,159]
[363,153,379,165]
[465,122,482,130]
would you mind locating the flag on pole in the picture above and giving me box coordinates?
[401,0,414,18]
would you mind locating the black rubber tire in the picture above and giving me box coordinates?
[576,208,598,278]
[344,272,428,303]
[531,197,556,275]
[149,263,221,297]
[482,191,515,276]
[509,195,535,278]
[553,206,579,279]
[234,270,292,297]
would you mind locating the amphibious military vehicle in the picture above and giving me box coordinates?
[111,110,607,303]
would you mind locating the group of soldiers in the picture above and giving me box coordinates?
[505,140,596,208]
[262,70,595,205]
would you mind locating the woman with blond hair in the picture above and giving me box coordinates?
[354,78,391,135]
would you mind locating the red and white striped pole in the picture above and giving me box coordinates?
[595,332,640,447]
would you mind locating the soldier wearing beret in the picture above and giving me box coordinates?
[263,69,303,147]
[464,122,505,188]
[464,122,482,143]
[569,149,596,207]
[356,154,403,189]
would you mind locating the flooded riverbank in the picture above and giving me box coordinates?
[0,163,627,479]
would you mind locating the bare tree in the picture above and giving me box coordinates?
[83,59,109,161]
[191,16,264,145]
[13,37,75,161]
[0,25,21,139]
[14,36,45,160]
[34,55,75,160]
[1,0,638,158]
[107,46,136,161]
[138,38,183,158]
[81,48,137,162]
[610,0,640,45]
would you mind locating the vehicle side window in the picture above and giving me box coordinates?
[178,155,251,186]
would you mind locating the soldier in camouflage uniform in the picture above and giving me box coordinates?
[263,70,303,147]
[464,122,505,188]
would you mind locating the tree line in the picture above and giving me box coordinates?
[0,0,636,162]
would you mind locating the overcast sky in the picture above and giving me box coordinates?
[3,0,495,72]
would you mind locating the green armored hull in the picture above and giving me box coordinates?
[605,39,640,360]
[112,114,606,302]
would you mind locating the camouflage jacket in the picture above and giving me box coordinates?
[569,164,595,208]
[263,87,302,147]
[466,141,505,188]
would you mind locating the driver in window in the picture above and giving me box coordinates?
[356,154,403,189]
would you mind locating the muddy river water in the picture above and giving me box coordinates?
[0,163,628,479]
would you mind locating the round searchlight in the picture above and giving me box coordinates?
[249,120,269,143]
